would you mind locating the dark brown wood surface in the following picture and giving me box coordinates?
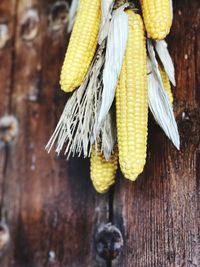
[0,0,199,266]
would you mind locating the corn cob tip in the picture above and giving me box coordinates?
[119,160,145,181]
[92,180,112,194]
[140,0,172,40]
[90,146,118,193]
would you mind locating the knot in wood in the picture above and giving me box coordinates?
[0,222,10,251]
[48,1,69,32]
[95,223,123,261]
[178,109,200,145]
[20,9,39,41]
[0,24,9,49]
[0,115,19,145]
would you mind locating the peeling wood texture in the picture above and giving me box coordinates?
[0,0,199,267]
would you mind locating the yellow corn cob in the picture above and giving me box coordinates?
[159,66,173,104]
[140,0,172,40]
[116,10,148,181]
[90,145,118,193]
[60,0,101,92]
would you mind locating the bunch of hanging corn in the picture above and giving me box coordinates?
[47,0,179,193]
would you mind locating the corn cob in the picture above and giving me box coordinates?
[60,0,101,92]
[140,0,172,40]
[116,10,148,181]
[159,65,173,104]
[90,144,118,193]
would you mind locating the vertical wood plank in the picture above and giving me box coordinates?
[0,1,18,266]
[112,1,200,266]
[0,0,17,114]
[0,1,108,266]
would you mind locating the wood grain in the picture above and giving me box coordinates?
[113,1,200,266]
[0,1,108,266]
[0,0,199,266]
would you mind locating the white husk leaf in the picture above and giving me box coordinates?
[46,41,106,158]
[147,41,180,150]
[96,4,128,134]
[100,108,116,160]
[67,0,80,33]
[98,0,114,44]
[155,40,176,86]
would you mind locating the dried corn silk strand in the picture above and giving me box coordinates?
[46,42,106,158]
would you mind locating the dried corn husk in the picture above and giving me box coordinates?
[98,0,114,44]
[67,0,80,33]
[147,40,180,149]
[96,4,129,134]
[155,40,176,86]
[46,42,106,158]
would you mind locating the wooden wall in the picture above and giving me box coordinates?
[0,0,199,266]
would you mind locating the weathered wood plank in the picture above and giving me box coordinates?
[0,0,17,115]
[0,1,19,266]
[0,1,109,266]
[112,1,200,266]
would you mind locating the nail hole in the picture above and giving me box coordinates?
[178,109,200,145]
[48,1,69,31]
[48,250,56,263]
[0,24,9,49]
[95,223,123,261]
[27,85,39,102]
[0,115,19,145]
[20,9,39,41]
[0,222,10,251]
